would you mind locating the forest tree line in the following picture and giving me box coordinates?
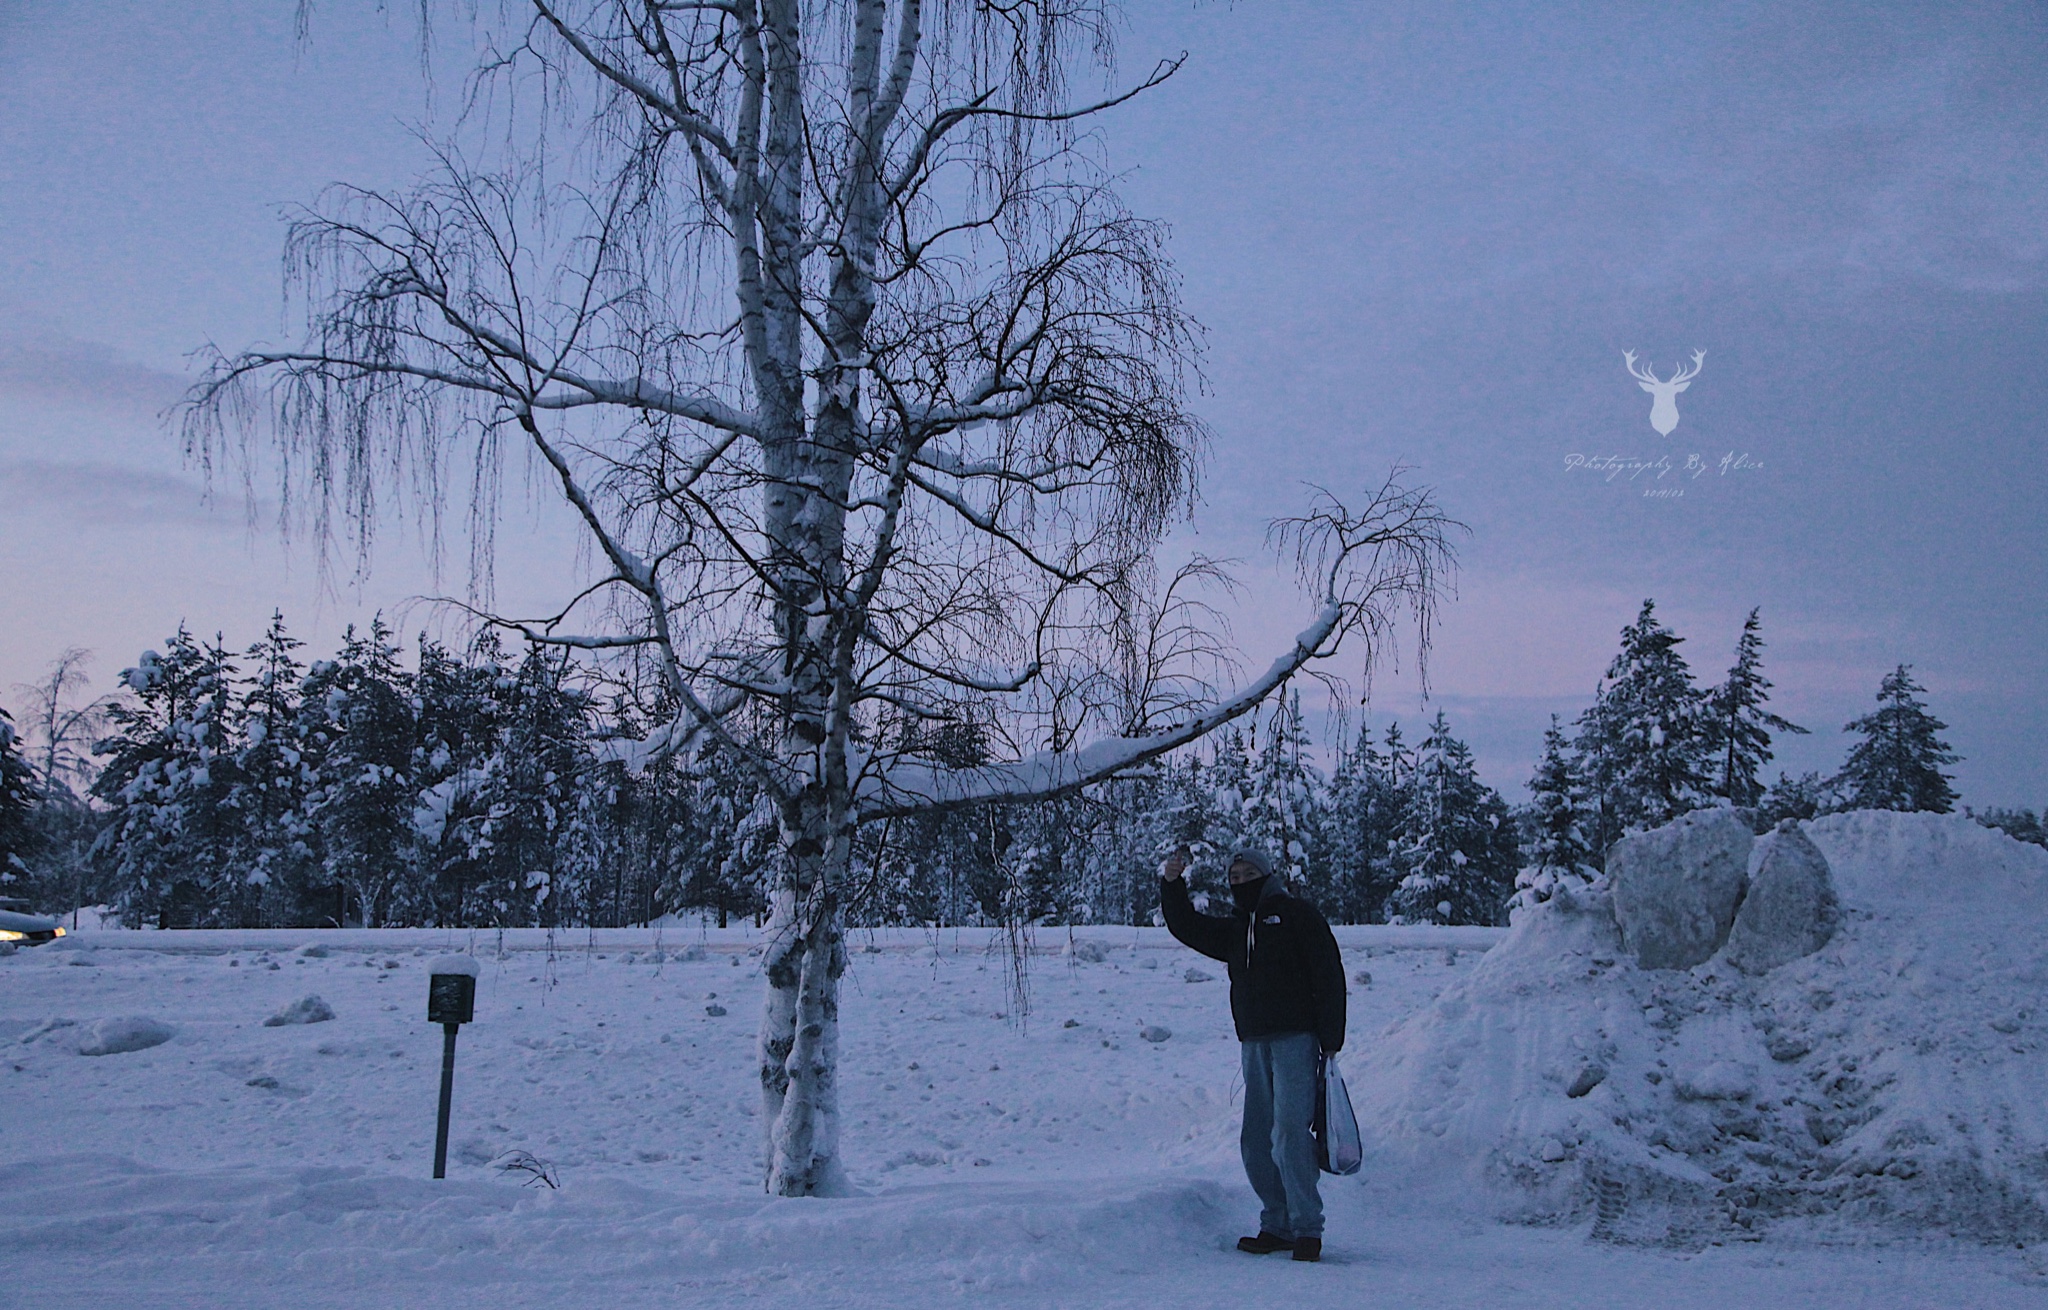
[1,600,2022,930]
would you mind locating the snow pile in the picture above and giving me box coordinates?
[1350,810,2048,1245]
[77,1017,176,1056]
[263,995,336,1026]
[1608,808,1751,969]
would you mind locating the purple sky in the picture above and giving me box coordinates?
[2,1,2043,805]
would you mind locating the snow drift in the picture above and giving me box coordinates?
[1350,810,2048,1245]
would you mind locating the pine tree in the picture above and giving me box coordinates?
[1755,770,1838,828]
[410,633,514,925]
[1382,721,1410,791]
[1320,720,1402,922]
[1704,609,1807,807]
[1833,664,1960,813]
[304,620,417,927]
[1975,808,2046,849]
[233,613,314,922]
[1575,600,1710,846]
[1242,693,1320,883]
[1512,715,1596,913]
[92,630,247,926]
[1004,794,1090,925]
[1386,711,1519,925]
[0,707,39,895]
[1205,726,1252,848]
[468,645,589,926]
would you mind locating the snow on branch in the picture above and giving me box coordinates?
[856,477,1459,818]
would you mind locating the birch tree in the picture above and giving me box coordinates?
[188,0,1454,1195]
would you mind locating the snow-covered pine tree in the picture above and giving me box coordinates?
[304,620,417,927]
[1068,769,1172,927]
[1242,692,1321,885]
[1366,722,1415,919]
[1003,796,1089,926]
[1318,725,1367,920]
[668,741,775,928]
[0,706,39,896]
[92,629,247,926]
[565,753,654,928]
[1755,770,1838,828]
[1320,720,1402,922]
[1196,720,1261,884]
[1386,710,1519,925]
[468,644,590,926]
[1833,664,1960,813]
[1511,715,1596,913]
[233,612,315,923]
[1975,808,2046,849]
[1574,600,1710,848]
[1703,608,1807,807]
[409,633,515,926]
[1382,721,1411,791]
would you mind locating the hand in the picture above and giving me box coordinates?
[1161,846,1190,882]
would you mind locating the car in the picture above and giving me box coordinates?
[0,897,66,946]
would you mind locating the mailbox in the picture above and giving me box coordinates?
[427,955,482,1178]
[428,971,476,1025]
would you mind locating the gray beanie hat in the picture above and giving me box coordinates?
[1228,848,1276,880]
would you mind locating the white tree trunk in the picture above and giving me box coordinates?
[756,843,850,1194]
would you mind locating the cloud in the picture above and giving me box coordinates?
[0,334,186,415]
[0,459,234,527]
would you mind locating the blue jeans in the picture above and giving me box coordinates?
[1240,1031,1323,1240]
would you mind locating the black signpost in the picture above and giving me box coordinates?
[427,956,479,1179]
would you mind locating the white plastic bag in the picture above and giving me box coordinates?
[1315,1052,1363,1176]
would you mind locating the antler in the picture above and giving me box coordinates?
[1622,350,1662,384]
[1669,349,1706,385]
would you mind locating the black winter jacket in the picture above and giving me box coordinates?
[1160,876,1346,1053]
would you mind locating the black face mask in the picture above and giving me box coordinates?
[1230,876,1268,913]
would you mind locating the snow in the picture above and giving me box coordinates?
[1722,823,1841,975]
[1608,807,1752,970]
[263,994,337,1026]
[75,1015,176,1056]
[1352,811,2048,1249]
[3,893,2045,1306]
[430,954,483,979]
[856,603,1348,814]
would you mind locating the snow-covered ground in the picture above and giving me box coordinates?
[4,901,2044,1306]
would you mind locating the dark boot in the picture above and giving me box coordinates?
[1291,1236,1322,1262]
[1236,1231,1295,1255]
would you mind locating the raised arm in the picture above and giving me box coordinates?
[1160,853,1237,963]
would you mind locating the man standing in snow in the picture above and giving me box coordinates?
[1161,846,1346,1262]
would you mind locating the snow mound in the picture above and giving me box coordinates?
[264,995,336,1026]
[1609,807,1750,969]
[1723,821,1841,974]
[1350,810,2048,1245]
[77,1017,175,1057]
